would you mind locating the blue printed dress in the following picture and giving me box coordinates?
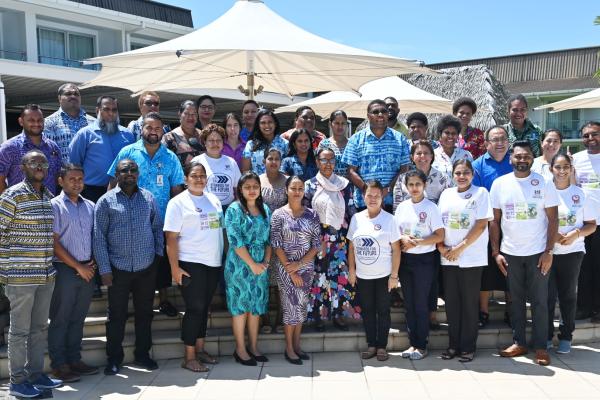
[224,202,271,316]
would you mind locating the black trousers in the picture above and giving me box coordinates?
[155,244,172,290]
[179,261,221,346]
[357,276,391,349]
[576,230,600,315]
[548,252,584,341]
[442,266,483,353]
[106,262,157,365]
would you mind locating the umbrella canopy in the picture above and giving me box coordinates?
[80,0,433,99]
[534,88,600,113]
[274,76,452,118]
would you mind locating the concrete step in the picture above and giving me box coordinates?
[0,319,598,379]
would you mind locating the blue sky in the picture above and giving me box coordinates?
[162,0,599,64]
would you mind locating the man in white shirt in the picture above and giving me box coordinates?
[573,121,600,322]
[490,141,558,366]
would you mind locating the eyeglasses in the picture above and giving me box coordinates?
[143,101,160,107]
[24,162,49,170]
[199,105,215,111]
[118,167,138,174]
[318,158,335,165]
[369,108,388,116]
[582,131,600,139]
[488,138,508,144]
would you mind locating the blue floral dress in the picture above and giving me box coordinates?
[304,178,361,321]
[224,202,271,316]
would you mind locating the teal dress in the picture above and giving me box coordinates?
[224,202,271,316]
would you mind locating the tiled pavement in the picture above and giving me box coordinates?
[3,343,600,399]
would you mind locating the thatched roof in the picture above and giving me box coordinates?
[406,64,510,133]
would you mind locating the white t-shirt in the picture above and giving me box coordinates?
[438,185,493,268]
[573,151,600,224]
[347,209,401,279]
[193,153,241,206]
[394,198,444,254]
[554,185,596,255]
[163,190,224,266]
[490,172,559,257]
[531,158,553,182]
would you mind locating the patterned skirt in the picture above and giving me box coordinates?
[276,263,314,325]
[307,225,361,321]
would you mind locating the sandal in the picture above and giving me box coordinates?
[376,348,389,362]
[361,347,377,359]
[261,325,273,334]
[197,350,218,364]
[275,325,284,334]
[478,311,489,328]
[458,352,474,363]
[181,359,209,373]
[441,348,457,360]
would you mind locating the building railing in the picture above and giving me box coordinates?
[38,55,100,70]
[0,49,27,61]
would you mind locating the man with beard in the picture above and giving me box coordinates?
[0,104,62,195]
[573,121,600,322]
[490,141,558,366]
[94,159,164,375]
[68,96,133,203]
[45,83,95,163]
[108,112,184,317]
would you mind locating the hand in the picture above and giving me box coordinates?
[101,272,113,287]
[172,267,191,285]
[75,262,95,282]
[349,269,357,287]
[400,236,417,251]
[290,272,303,287]
[250,261,267,275]
[285,261,301,273]
[439,245,451,260]
[446,244,464,262]
[559,230,578,246]
[538,252,553,275]
[388,276,398,292]
[494,254,508,277]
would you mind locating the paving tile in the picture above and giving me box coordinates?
[425,378,488,399]
[483,380,547,399]
[253,380,312,400]
[312,379,370,400]
[363,364,420,381]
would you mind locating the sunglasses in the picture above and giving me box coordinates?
[143,101,160,107]
[118,167,139,174]
[24,162,49,170]
[369,108,388,116]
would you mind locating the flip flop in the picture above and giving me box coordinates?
[181,359,209,373]
[458,352,474,363]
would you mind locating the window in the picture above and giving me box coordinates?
[546,109,581,139]
[37,27,95,69]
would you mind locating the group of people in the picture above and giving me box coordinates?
[0,82,598,398]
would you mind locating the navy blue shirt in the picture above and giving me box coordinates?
[472,152,512,191]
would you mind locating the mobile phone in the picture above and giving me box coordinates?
[181,275,192,288]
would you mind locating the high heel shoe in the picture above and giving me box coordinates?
[233,351,257,366]
[246,347,269,363]
[284,351,303,365]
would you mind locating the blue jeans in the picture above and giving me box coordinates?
[48,262,95,369]
[400,251,436,350]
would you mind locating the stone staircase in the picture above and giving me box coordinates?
[0,288,598,379]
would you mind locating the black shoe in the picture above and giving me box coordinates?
[333,318,349,332]
[104,363,120,375]
[93,286,103,299]
[478,311,490,328]
[159,301,178,317]
[284,351,303,365]
[295,350,310,361]
[133,357,158,370]
[429,321,441,331]
[233,351,257,366]
[246,348,269,363]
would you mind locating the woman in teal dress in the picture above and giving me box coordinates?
[224,172,272,366]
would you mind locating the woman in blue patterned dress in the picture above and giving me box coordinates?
[281,129,318,181]
[224,172,272,366]
[271,175,321,365]
[304,148,360,332]
[317,110,350,178]
[241,109,288,175]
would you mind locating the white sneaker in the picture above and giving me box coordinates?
[410,348,428,360]
[401,346,415,358]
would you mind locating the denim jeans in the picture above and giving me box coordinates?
[6,282,55,384]
[48,262,95,369]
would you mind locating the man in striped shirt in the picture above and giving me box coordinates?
[0,150,63,398]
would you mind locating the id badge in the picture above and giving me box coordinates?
[156,174,164,186]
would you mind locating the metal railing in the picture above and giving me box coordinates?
[38,55,100,70]
[0,49,27,61]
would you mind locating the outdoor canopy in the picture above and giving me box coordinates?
[274,76,452,118]
[534,88,600,113]
[80,0,434,99]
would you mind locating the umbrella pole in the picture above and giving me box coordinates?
[247,50,255,100]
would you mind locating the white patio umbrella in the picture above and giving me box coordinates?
[274,76,452,117]
[534,88,600,113]
[80,0,433,99]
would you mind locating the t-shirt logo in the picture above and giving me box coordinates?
[572,195,580,204]
[464,193,472,199]
[531,179,540,186]
[354,235,380,265]
[208,174,232,201]
[419,212,427,223]
[374,224,381,231]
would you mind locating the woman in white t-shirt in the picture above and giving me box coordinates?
[164,160,224,373]
[192,124,241,209]
[437,160,493,362]
[547,153,596,354]
[394,170,445,360]
[532,129,562,182]
[348,180,401,362]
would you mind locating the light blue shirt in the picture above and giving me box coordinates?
[341,127,410,207]
[68,122,133,186]
[242,135,289,175]
[51,191,95,262]
[107,141,184,219]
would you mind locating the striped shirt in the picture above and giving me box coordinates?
[93,186,164,275]
[341,127,410,207]
[0,180,55,285]
[51,191,95,262]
